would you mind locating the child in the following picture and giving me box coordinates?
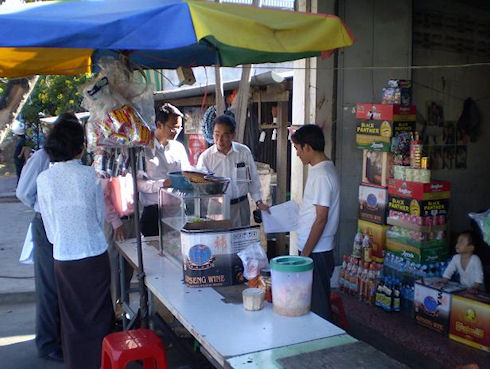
[442,231,484,293]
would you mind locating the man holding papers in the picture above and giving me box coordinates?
[291,125,340,321]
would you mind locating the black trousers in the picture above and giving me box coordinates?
[32,213,62,357]
[309,250,335,322]
[140,204,159,237]
[54,252,113,369]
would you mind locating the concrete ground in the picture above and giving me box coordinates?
[0,176,61,368]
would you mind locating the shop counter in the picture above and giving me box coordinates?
[116,237,346,368]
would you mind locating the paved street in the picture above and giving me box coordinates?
[0,177,62,368]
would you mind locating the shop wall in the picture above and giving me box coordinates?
[412,0,490,238]
[335,0,413,261]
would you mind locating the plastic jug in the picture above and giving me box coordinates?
[270,256,313,317]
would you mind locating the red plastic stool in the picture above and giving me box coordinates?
[101,329,168,369]
[330,291,349,329]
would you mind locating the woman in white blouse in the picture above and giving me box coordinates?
[37,113,113,369]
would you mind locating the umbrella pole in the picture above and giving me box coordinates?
[130,146,148,329]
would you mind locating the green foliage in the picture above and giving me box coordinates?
[0,79,6,95]
[21,74,92,122]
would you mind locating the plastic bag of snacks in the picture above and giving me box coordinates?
[237,242,269,281]
[82,57,155,148]
[469,209,490,246]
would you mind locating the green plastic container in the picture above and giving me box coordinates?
[270,256,313,316]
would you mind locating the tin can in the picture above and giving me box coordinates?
[421,157,429,169]
[437,214,446,225]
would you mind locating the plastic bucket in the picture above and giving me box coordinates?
[270,256,313,317]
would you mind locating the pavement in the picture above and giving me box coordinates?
[0,176,62,369]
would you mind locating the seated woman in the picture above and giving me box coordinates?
[36,113,113,369]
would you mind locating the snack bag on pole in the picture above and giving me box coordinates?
[82,57,155,148]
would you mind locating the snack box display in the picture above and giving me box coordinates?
[414,278,465,334]
[356,121,415,151]
[358,219,390,262]
[387,213,448,229]
[450,291,490,352]
[386,239,448,264]
[386,226,447,248]
[388,179,451,200]
[393,166,431,183]
[381,86,412,106]
[181,221,260,287]
[356,103,417,121]
[388,195,449,218]
[358,184,388,225]
[362,150,394,188]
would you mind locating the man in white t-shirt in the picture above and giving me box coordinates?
[292,124,340,321]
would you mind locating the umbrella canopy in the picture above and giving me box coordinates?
[0,0,354,77]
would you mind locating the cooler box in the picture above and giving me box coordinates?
[181,221,260,287]
[450,291,490,352]
[414,278,465,334]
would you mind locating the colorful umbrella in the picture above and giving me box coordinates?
[0,0,354,77]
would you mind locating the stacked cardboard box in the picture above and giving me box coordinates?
[355,103,417,262]
[386,178,451,264]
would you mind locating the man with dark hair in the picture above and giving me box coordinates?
[291,124,340,321]
[197,114,269,227]
[15,112,78,363]
[137,103,190,236]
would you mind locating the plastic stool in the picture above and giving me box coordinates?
[330,291,349,329]
[101,329,168,369]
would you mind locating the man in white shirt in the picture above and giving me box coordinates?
[292,124,340,321]
[197,114,269,227]
[137,103,190,236]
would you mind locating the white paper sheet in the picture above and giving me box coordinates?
[262,200,299,233]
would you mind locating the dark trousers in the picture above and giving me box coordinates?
[32,213,62,357]
[140,204,159,237]
[54,252,114,369]
[309,250,335,321]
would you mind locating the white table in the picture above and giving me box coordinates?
[117,237,346,368]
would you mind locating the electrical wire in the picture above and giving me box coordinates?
[0,275,34,279]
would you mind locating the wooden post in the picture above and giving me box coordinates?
[233,65,252,143]
[275,101,289,254]
[214,66,225,115]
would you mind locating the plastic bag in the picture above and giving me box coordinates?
[19,223,34,265]
[237,242,269,281]
[469,209,490,246]
[81,57,155,148]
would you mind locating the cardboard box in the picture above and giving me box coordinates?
[386,238,448,263]
[388,179,451,200]
[356,120,415,138]
[414,278,465,334]
[358,185,388,225]
[356,121,415,152]
[450,291,490,352]
[362,150,394,187]
[356,104,417,121]
[181,221,260,287]
[357,219,390,262]
[388,195,449,217]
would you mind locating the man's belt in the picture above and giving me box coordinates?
[230,195,247,205]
